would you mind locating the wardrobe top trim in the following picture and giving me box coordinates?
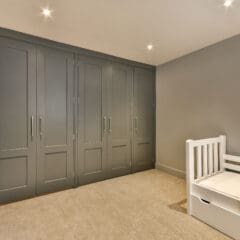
[0,27,155,71]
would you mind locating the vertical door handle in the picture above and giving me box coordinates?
[108,117,112,133]
[30,116,34,140]
[134,117,138,133]
[39,116,43,139]
[129,160,132,168]
[103,116,107,133]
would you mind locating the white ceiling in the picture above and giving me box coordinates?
[0,0,240,65]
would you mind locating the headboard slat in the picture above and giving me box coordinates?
[208,143,213,174]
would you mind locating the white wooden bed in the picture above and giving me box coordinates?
[186,136,240,240]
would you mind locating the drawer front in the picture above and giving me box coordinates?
[191,195,240,240]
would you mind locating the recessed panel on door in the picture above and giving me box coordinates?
[133,67,155,172]
[0,38,36,202]
[77,55,108,184]
[37,46,74,194]
[107,64,133,177]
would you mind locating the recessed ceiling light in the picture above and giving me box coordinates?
[147,44,153,51]
[224,0,233,7]
[41,8,52,18]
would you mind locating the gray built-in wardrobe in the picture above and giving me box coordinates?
[0,28,155,202]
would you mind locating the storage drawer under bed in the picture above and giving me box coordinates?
[192,183,240,213]
[191,195,240,239]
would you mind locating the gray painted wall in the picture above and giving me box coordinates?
[156,34,240,177]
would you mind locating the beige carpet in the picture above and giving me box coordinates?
[0,170,230,240]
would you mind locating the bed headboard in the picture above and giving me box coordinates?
[186,135,240,182]
[186,136,226,182]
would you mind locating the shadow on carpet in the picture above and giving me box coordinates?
[168,199,187,214]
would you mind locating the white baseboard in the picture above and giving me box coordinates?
[155,163,186,179]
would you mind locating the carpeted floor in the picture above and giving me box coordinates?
[0,170,230,240]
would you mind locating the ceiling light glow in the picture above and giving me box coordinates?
[224,0,233,7]
[41,8,52,17]
[147,44,153,51]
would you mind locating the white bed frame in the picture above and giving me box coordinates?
[186,135,240,240]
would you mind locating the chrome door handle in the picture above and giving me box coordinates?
[30,116,34,139]
[103,116,107,133]
[108,117,112,133]
[39,116,43,138]
[134,117,138,133]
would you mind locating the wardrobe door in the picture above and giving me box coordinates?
[133,67,155,172]
[0,38,36,202]
[77,55,108,185]
[36,46,74,194]
[107,63,133,177]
